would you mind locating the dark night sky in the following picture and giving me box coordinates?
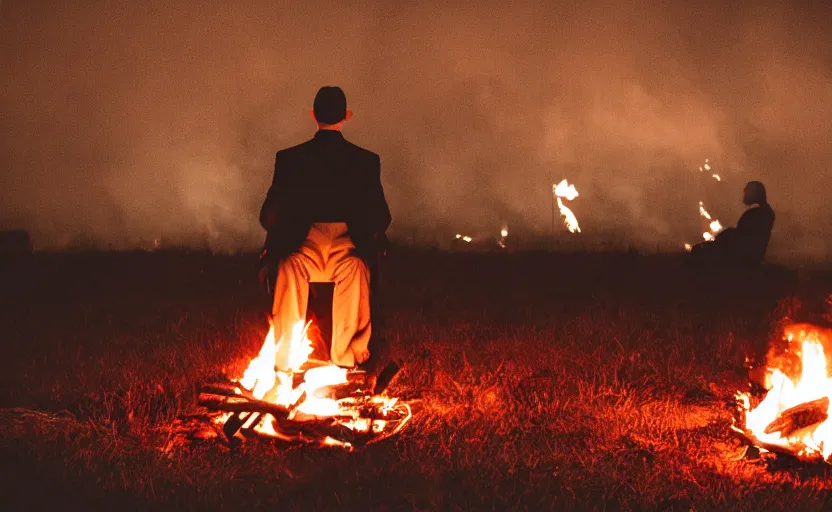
[1,1,830,261]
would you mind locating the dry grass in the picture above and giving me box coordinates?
[2,249,832,511]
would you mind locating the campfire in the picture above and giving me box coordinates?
[733,323,832,463]
[198,320,412,450]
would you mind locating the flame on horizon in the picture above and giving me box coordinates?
[553,179,581,234]
[498,224,508,248]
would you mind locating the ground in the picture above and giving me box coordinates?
[2,249,832,511]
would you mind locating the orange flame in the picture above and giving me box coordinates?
[498,224,508,248]
[698,201,722,242]
[553,179,581,233]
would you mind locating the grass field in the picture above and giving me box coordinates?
[2,249,832,511]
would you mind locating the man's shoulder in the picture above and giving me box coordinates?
[741,204,775,227]
[342,138,379,161]
[275,135,379,169]
[275,139,315,158]
[753,204,775,218]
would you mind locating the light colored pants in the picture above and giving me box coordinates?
[272,222,371,369]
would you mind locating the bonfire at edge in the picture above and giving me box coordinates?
[198,320,412,450]
[733,323,832,463]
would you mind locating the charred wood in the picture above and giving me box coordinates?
[198,396,290,418]
[223,412,250,441]
[764,397,829,436]
[373,361,401,395]
[732,429,804,458]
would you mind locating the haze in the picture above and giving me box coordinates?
[2,1,830,262]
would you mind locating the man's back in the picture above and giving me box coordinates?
[277,130,379,222]
[260,130,391,260]
[736,203,775,266]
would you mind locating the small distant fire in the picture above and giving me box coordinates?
[455,234,473,243]
[199,320,412,450]
[698,201,723,242]
[553,179,581,233]
[733,323,832,463]
[498,225,508,248]
[699,158,722,181]
[684,159,723,250]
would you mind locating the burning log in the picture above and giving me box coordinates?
[732,428,805,459]
[733,324,832,464]
[223,412,261,441]
[199,383,248,398]
[197,394,290,418]
[313,370,376,400]
[763,397,829,437]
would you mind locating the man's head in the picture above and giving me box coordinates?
[743,181,767,206]
[311,86,352,130]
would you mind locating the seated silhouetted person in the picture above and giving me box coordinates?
[259,86,391,369]
[690,181,775,268]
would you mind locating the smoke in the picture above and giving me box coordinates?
[1,1,830,261]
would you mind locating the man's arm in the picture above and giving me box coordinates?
[369,154,392,235]
[259,151,286,230]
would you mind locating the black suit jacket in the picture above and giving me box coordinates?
[259,130,391,262]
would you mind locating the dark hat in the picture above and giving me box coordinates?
[313,86,347,124]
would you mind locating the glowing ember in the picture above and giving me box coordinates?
[455,234,473,243]
[553,179,581,233]
[207,319,412,448]
[733,323,832,462]
[712,174,721,181]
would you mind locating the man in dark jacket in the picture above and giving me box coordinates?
[691,181,775,268]
[259,86,391,369]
